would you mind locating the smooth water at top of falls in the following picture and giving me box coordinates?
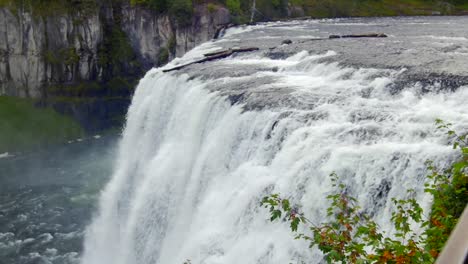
[82,17,468,264]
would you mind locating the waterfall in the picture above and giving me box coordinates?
[81,23,468,264]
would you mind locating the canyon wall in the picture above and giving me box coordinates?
[0,2,230,131]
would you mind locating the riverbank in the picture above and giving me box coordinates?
[0,96,84,153]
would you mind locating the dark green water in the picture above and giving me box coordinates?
[0,136,117,264]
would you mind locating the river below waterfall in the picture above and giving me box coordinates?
[2,16,468,264]
[0,136,116,264]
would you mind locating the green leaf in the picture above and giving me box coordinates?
[282,199,290,212]
[270,210,282,221]
[291,217,300,232]
[452,162,466,174]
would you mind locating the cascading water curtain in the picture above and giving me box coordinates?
[82,23,468,264]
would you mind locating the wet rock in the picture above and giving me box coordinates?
[265,51,290,60]
[376,180,392,200]
[214,23,235,39]
[287,6,305,17]
[228,93,245,105]
[282,39,293,45]
[441,44,462,53]
[389,73,468,95]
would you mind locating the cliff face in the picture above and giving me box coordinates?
[0,3,230,98]
[0,2,230,131]
[0,8,98,97]
[122,5,230,66]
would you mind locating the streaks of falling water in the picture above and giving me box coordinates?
[82,33,468,264]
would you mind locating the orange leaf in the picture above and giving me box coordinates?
[396,255,408,264]
[383,250,394,260]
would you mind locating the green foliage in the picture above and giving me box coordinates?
[226,0,241,14]
[108,28,134,64]
[262,120,467,263]
[230,14,249,25]
[63,47,80,65]
[130,0,193,25]
[1,0,467,20]
[253,0,288,19]
[288,0,468,17]
[169,0,193,26]
[158,47,170,65]
[424,119,468,258]
[168,34,177,54]
[97,26,141,81]
[0,0,97,17]
[43,47,80,66]
[42,50,61,65]
[0,96,83,152]
[207,3,218,13]
[130,0,169,13]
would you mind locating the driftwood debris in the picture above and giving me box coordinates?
[163,32,387,73]
[329,33,387,39]
[203,47,259,57]
[163,47,260,73]
[297,33,388,44]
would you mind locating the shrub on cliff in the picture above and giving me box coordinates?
[130,0,193,25]
[0,0,97,16]
[225,0,241,14]
[169,0,193,26]
[130,0,168,13]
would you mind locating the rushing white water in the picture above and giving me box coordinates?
[82,22,468,264]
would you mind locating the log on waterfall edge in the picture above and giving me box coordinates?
[163,47,260,73]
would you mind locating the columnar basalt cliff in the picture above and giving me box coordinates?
[0,2,230,130]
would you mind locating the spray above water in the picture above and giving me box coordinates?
[82,19,468,264]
